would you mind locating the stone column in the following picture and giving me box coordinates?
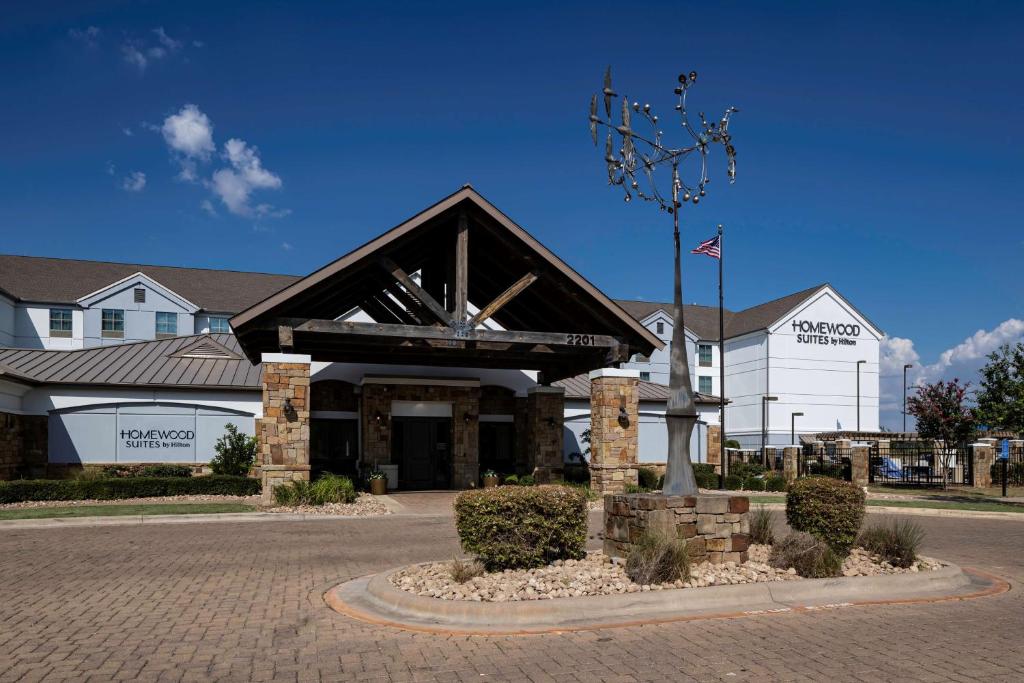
[783,446,799,483]
[707,425,722,474]
[851,445,869,488]
[589,368,639,495]
[526,385,565,483]
[764,446,778,471]
[972,443,994,488]
[259,353,311,505]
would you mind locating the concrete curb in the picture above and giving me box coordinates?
[754,503,1024,521]
[325,563,1008,636]
[0,511,407,530]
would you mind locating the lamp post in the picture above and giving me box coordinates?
[902,363,913,433]
[588,68,738,496]
[855,360,867,431]
[761,395,778,460]
[791,411,804,446]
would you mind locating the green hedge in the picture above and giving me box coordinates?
[786,476,865,554]
[454,485,587,570]
[0,475,259,503]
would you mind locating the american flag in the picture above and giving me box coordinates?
[690,234,721,259]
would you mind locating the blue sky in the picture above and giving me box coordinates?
[1,1,1021,428]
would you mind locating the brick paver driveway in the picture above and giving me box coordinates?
[1,511,1022,682]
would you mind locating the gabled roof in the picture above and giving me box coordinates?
[614,283,847,341]
[0,254,299,312]
[231,186,663,368]
[0,334,261,390]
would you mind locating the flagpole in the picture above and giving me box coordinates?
[718,224,727,489]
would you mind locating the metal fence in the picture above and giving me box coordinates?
[799,445,852,481]
[869,444,973,487]
[992,447,1024,487]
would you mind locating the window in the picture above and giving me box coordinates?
[101,309,124,337]
[640,371,651,382]
[49,308,73,337]
[656,321,664,334]
[155,312,177,338]
[698,343,713,366]
[134,288,146,303]
[699,376,713,394]
[209,317,230,334]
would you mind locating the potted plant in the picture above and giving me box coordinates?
[368,470,387,495]
[482,469,499,488]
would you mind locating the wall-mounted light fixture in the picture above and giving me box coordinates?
[617,396,630,427]
[374,411,384,424]
[463,412,476,424]
[545,416,558,427]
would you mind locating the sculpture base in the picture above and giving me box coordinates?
[604,493,751,565]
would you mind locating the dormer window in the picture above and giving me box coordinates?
[656,321,664,334]
[134,288,146,303]
[49,308,73,338]
[101,309,124,338]
[209,317,230,334]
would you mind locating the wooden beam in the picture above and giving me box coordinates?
[282,317,621,349]
[454,213,468,321]
[469,272,539,327]
[278,325,294,352]
[378,256,452,326]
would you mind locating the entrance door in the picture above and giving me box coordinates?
[479,422,516,476]
[310,419,359,478]
[392,417,452,489]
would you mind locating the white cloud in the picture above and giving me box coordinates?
[161,104,215,180]
[106,161,116,176]
[121,171,146,192]
[209,138,283,216]
[153,27,182,52]
[879,319,1024,430]
[121,44,149,71]
[69,26,101,47]
[121,27,186,72]
[122,127,134,137]
[281,242,293,251]
[200,199,218,216]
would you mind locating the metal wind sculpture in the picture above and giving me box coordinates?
[589,67,738,496]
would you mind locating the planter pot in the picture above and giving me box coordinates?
[483,476,499,488]
[370,479,387,495]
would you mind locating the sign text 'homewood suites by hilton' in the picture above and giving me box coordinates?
[791,319,860,347]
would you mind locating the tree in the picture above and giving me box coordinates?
[906,379,977,487]
[975,343,1024,434]
[210,423,258,476]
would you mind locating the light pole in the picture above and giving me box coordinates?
[791,411,804,446]
[761,395,778,458]
[856,360,866,431]
[902,363,913,433]
[589,68,738,496]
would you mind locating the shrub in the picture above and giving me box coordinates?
[857,519,925,568]
[274,474,356,506]
[210,423,258,476]
[724,474,743,490]
[140,464,193,478]
[786,476,866,554]
[695,471,719,489]
[637,467,660,491]
[454,485,587,570]
[448,557,485,583]
[519,474,535,486]
[764,475,787,492]
[749,505,775,545]
[0,475,259,503]
[503,474,519,485]
[693,463,716,475]
[743,476,766,492]
[730,462,765,480]
[725,439,742,449]
[563,463,590,484]
[625,531,690,585]
[769,532,843,578]
[624,483,642,494]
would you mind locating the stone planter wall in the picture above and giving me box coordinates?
[604,493,751,565]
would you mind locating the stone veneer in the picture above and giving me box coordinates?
[589,369,639,494]
[525,386,564,483]
[604,493,751,565]
[258,355,311,504]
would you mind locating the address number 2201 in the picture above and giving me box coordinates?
[566,334,596,346]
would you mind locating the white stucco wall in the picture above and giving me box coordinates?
[13,305,85,350]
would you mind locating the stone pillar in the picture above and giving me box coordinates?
[764,446,778,471]
[972,443,994,488]
[851,445,869,488]
[589,368,639,495]
[707,425,722,474]
[783,446,799,483]
[259,353,311,505]
[526,385,565,483]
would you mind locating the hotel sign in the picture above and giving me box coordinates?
[791,320,860,347]
[118,415,197,456]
